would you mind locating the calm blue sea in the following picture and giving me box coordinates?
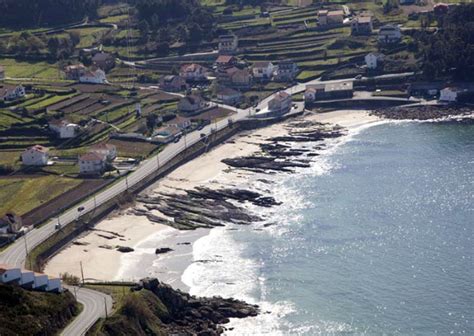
[183,120,474,335]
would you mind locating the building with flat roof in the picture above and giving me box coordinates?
[305,81,353,102]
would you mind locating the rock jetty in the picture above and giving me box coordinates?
[371,105,473,120]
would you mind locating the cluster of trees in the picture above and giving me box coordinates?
[0,0,101,27]
[0,31,80,59]
[414,4,474,80]
[133,0,215,46]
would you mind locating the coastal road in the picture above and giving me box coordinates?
[61,286,113,336]
[0,71,415,335]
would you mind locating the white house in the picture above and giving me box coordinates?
[2,85,26,102]
[378,24,402,44]
[0,264,22,284]
[79,152,107,175]
[216,86,242,105]
[274,60,299,82]
[178,94,208,114]
[166,115,192,130]
[46,277,62,293]
[365,52,385,70]
[79,68,107,84]
[439,87,464,102]
[19,269,35,288]
[49,119,80,139]
[33,272,49,290]
[91,143,117,161]
[252,61,275,80]
[21,145,49,166]
[218,34,238,54]
[268,91,292,115]
[179,64,207,81]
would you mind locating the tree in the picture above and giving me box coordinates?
[146,113,159,132]
[47,37,60,58]
[68,31,81,47]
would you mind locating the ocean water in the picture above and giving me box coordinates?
[182,120,474,335]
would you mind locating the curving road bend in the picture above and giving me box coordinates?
[61,286,113,336]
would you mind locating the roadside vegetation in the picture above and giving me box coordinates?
[0,283,79,336]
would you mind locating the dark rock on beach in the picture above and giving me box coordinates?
[155,247,173,255]
[117,246,134,253]
[133,186,281,230]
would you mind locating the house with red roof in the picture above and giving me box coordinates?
[179,63,207,81]
[21,145,49,166]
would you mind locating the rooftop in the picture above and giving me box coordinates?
[216,55,236,64]
[27,145,49,153]
[253,61,273,68]
[79,152,106,162]
[355,16,372,23]
[328,10,344,16]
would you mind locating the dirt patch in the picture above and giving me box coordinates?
[108,139,158,158]
[69,83,120,93]
[191,106,236,122]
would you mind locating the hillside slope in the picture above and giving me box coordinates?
[90,278,259,336]
[0,284,79,336]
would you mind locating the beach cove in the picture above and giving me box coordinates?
[45,109,379,286]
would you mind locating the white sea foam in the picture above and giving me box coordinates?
[181,118,397,334]
[115,226,176,281]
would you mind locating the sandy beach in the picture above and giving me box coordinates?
[45,109,380,287]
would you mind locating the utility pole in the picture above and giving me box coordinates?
[80,261,85,286]
[125,176,129,190]
[104,297,108,319]
[94,196,97,209]
[73,286,77,300]
[156,154,160,170]
[23,235,30,269]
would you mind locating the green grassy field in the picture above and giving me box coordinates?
[0,59,61,80]
[0,176,82,216]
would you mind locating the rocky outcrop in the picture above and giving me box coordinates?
[137,278,258,335]
[222,120,344,173]
[371,105,473,120]
[132,187,278,230]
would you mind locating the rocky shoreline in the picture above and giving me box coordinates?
[371,105,473,120]
[96,277,259,336]
[140,278,258,335]
[131,119,346,231]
